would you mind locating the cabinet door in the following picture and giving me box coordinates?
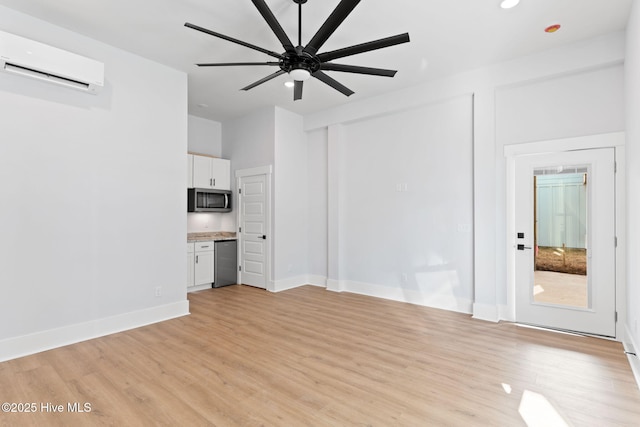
[194,249,215,285]
[187,154,194,188]
[211,158,231,190]
[187,243,195,287]
[192,155,214,188]
[187,251,195,287]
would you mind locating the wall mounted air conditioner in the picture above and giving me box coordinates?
[0,30,104,94]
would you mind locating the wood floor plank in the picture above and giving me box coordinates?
[0,284,639,426]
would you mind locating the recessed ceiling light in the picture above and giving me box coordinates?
[284,81,295,88]
[500,0,520,9]
[544,24,561,33]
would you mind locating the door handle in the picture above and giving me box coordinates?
[516,244,532,251]
[259,235,266,240]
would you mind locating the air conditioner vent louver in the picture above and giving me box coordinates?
[4,62,91,91]
[0,30,104,94]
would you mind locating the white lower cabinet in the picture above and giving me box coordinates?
[193,241,215,287]
[187,243,195,288]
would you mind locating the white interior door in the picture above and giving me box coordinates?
[514,148,616,337]
[239,173,268,289]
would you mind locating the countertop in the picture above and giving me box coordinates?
[187,231,237,242]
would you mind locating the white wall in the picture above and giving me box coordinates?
[496,65,625,145]
[320,96,474,311]
[188,115,222,156]
[625,0,640,370]
[0,7,188,361]
[305,31,626,319]
[307,128,328,280]
[273,107,309,286]
[222,107,276,175]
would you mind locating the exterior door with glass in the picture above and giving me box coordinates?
[514,148,616,337]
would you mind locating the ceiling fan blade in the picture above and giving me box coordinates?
[294,80,303,101]
[251,0,296,53]
[303,0,361,56]
[320,63,397,77]
[185,22,283,59]
[312,71,354,97]
[196,62,280,67]
[241,70,286,91]
[317,33,410,62]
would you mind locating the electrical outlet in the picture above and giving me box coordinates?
[155,287,162,297]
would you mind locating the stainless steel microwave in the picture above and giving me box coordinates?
[187,188,232,212]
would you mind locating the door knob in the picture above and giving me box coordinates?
[517,244,532,250]
[259,235,266,240]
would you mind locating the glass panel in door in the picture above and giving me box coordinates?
[533,167,589,309]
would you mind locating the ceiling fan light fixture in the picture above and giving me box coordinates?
[284,81,295,88]
[500,0,520,9]
[290,68,311,81]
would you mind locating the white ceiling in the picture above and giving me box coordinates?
[0,0,632,122]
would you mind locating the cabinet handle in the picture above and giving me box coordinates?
[213,179,216,186]
[196,255,199,263]
[209,178,212,186]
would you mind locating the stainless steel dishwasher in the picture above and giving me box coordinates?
[213,240,237,288]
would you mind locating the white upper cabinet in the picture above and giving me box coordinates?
[210,157,231,190]
[191,154,230,190]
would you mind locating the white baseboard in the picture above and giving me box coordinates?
[0,300,190,363]
[326,279,346,292]
[272,275,328,292]
[337,280,473,314]
[272,275,308,292]
[272,277,471,314]
[188,283,212,292]
[472,302,500,322]
[306,275,327,288]
[499,304,514,322]
[622,323,640,390]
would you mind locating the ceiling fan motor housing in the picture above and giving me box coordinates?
[280,46,320,76]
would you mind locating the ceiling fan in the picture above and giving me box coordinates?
[185,0,410,101]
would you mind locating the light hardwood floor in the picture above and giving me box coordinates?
[1,285,639,426]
